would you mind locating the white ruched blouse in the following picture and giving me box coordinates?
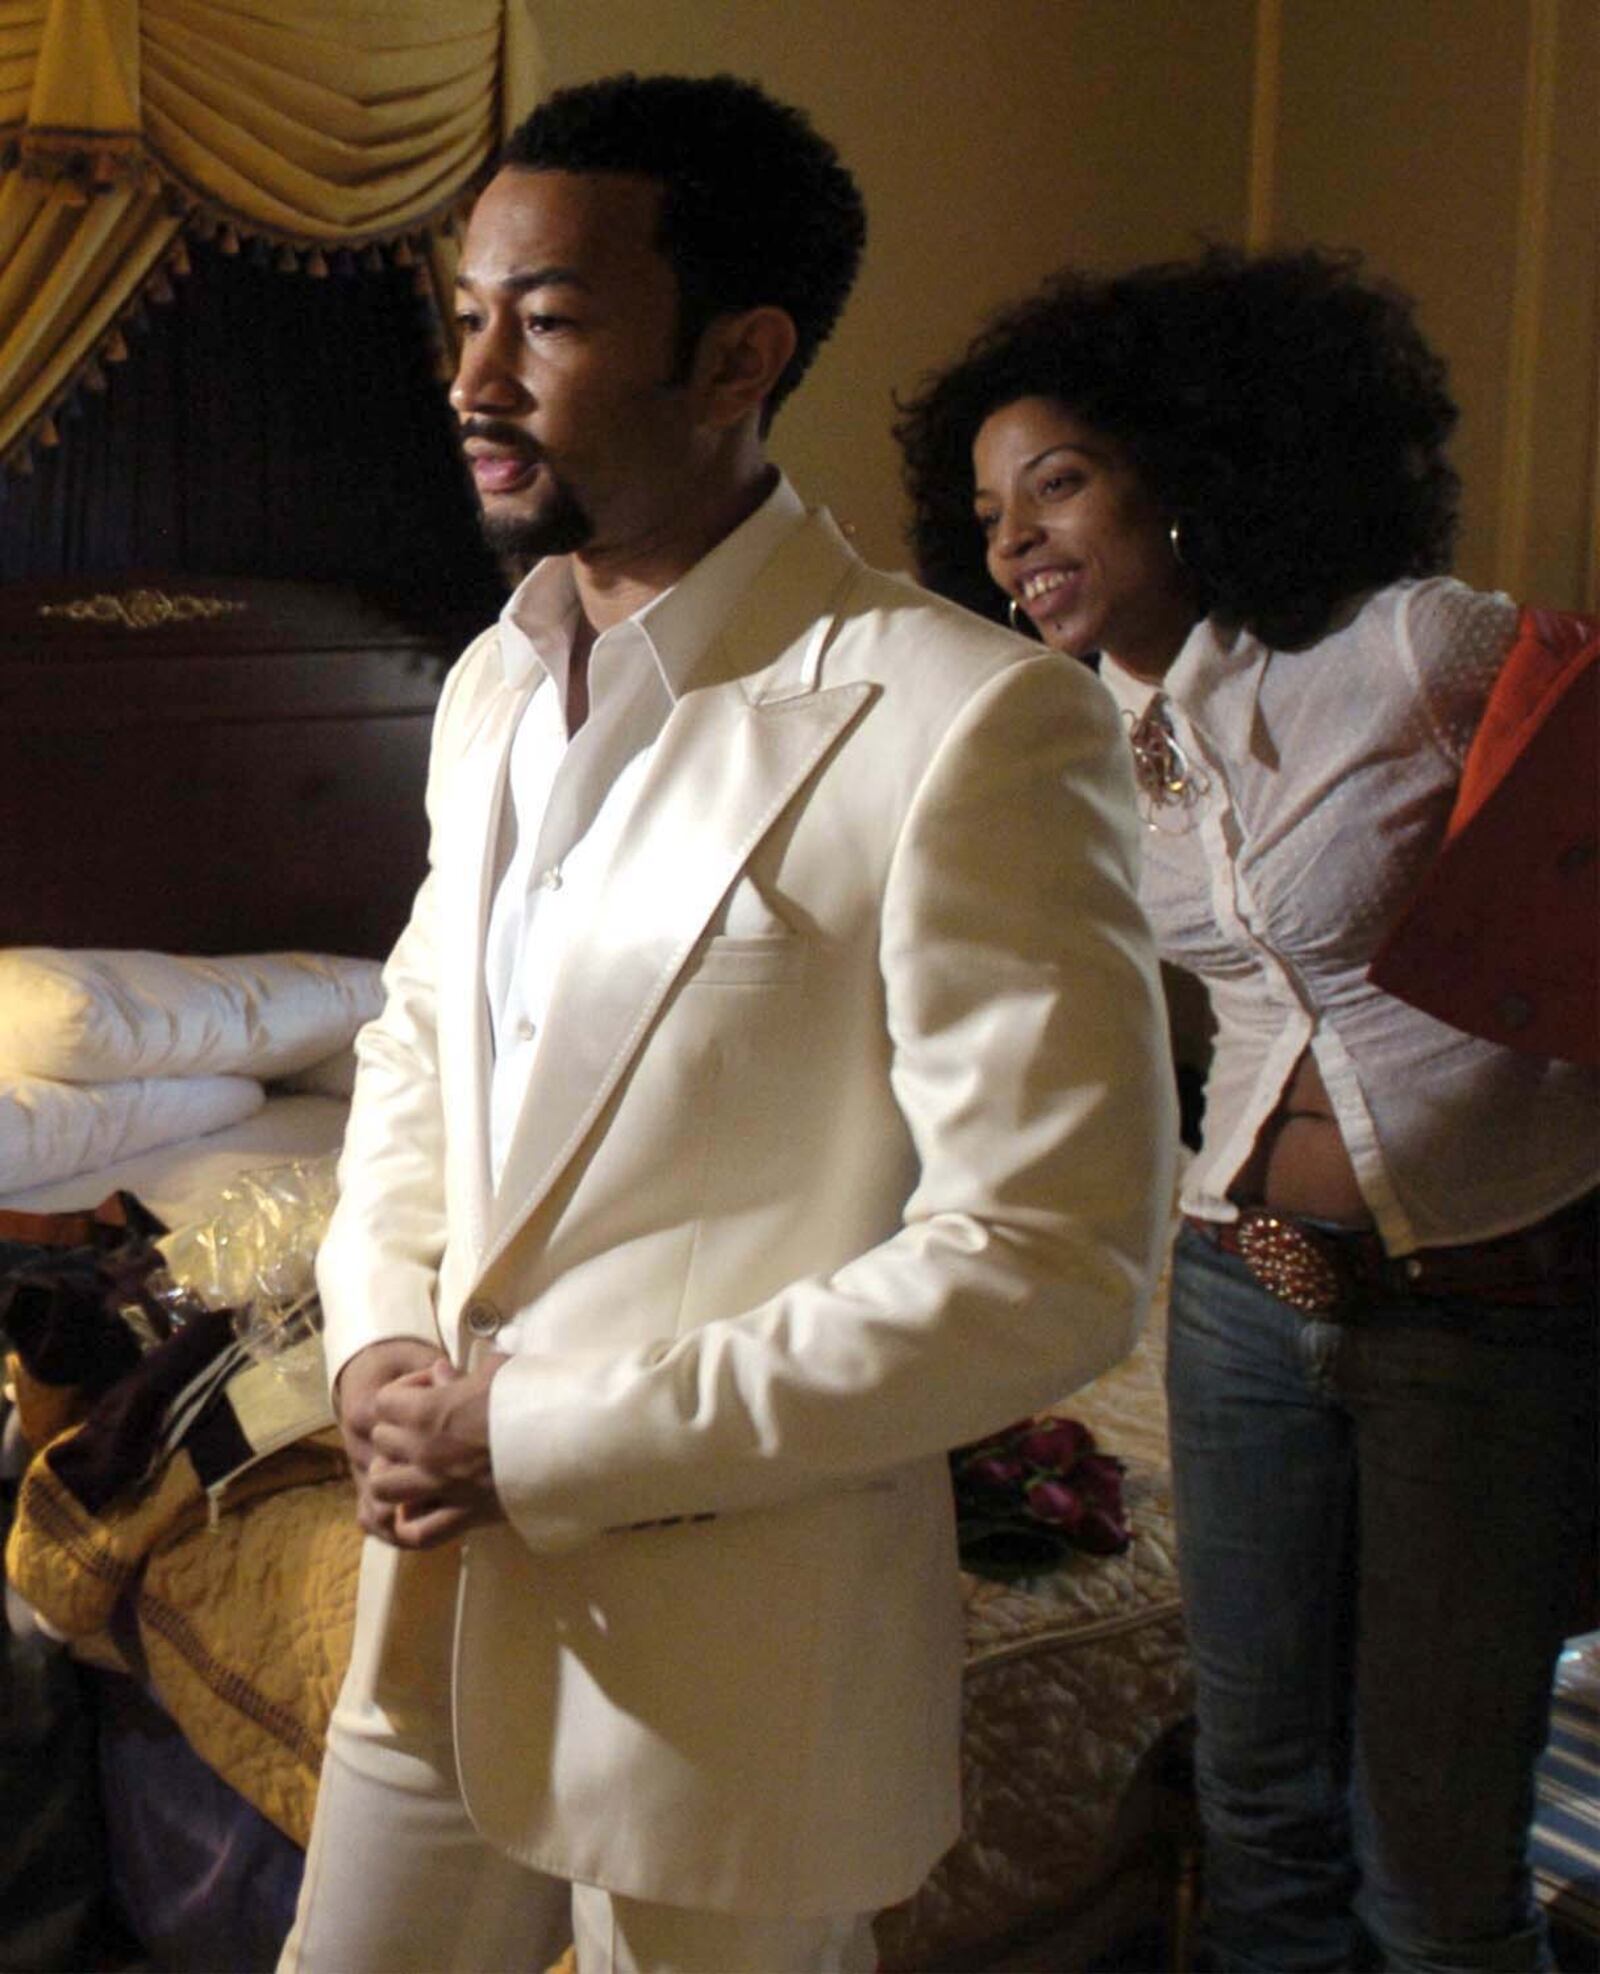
[1099,576,1599,1256]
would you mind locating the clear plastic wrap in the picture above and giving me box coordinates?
[151,1156,339,1364]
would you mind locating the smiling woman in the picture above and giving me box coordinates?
[896,245,1599,1974]
[970,396,1199,677]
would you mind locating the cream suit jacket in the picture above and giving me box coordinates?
[316,507,1178,1916]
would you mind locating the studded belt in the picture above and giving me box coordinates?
[1183,1193,1597,1317]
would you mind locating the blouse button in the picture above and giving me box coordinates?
[463,1298,502,1338]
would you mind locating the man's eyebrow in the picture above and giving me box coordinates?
[454,265,592,297]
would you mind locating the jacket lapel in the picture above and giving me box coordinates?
[478,513,871,1274]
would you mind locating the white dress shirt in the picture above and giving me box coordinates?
[484,473,808,1183]
[1099,576,1599,1255]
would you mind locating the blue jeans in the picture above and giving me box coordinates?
[1167,1222,1597,1973]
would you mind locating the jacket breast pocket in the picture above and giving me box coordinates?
[682,933,806,988]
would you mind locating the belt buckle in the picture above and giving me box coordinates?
[1235,1209,1348,1316]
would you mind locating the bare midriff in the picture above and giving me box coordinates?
[1229,1048,1375,1228]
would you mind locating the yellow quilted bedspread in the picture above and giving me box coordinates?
[3,1289,1187,1963]
[6,1423,359,1846]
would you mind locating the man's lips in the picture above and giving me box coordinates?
[460,421,541,496]
[466,449,539,495]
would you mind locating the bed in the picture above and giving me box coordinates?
[0,572,461,1970]
[0,572,1193,1974]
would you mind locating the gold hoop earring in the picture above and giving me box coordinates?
[1007,597,1024,632]
[1168,521,1186,567]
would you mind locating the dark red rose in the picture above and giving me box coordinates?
[1074,1504,1131,1555]
[1024,1476,1086,1529]
[962,1451,1028,1489]
[1018,1418,1092,1472]
[1072,1452,1126,1506]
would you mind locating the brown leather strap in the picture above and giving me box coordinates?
[0,1190,163,1252]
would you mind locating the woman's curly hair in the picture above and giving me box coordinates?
[894,246,1460,648]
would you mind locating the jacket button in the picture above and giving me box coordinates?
[463,1297,502,1338]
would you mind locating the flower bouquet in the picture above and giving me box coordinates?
[949,1414,1130,1580]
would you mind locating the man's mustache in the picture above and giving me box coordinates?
[459,419,540,460]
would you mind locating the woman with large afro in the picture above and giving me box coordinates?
[896,246,1597,1973]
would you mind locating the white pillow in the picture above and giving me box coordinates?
[273,1045,359,1099]
[0,1075,265,1192]
[0,949,384,1083]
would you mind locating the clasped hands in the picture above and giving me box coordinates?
[335,1338,509,1549]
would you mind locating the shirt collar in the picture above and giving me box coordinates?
[1099,614,1242,717]
[495,472,808,700]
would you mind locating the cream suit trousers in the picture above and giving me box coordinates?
[277,1580,876,1974]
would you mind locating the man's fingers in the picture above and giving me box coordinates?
[392,1501,479,1549]
[367,1453,446,1504]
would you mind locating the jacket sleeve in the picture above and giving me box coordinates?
[488,652,1180,1550]
[314,634,497,1394]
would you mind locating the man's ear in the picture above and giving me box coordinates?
[694,307,799,429]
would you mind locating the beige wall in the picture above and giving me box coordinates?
[522,0,1597,606]
[1260,0,1598,608]
[525,0,1254,573]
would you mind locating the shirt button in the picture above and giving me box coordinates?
[463,1298,502,1338]
[538,866,564,892]
[515,1016,535,1042]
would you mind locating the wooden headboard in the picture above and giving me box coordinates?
[0,576,482,959]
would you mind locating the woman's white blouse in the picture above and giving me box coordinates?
[1099,576,1599,1256]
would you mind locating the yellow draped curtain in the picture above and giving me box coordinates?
[0,0,544,470]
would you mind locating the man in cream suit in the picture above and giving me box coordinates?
[283,74,1177,1974]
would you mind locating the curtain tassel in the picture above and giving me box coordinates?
[306,248,329,278]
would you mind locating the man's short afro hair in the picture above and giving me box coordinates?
[502,73,865,423]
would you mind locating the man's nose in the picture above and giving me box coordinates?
[450,329,526,417]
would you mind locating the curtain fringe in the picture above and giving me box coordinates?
[2,138,485,261]
[0,186,469,478]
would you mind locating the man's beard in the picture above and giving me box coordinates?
[479,476,593,564]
